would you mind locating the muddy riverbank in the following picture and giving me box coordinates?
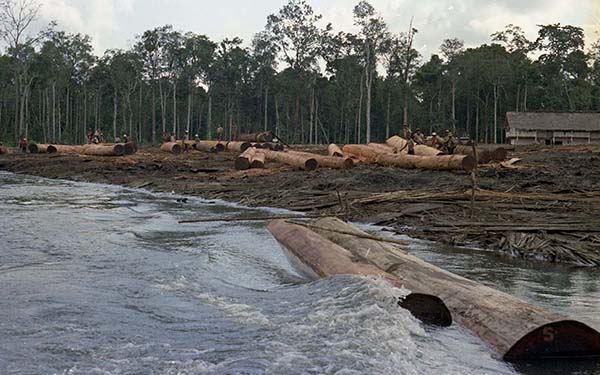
[2,144,600,265]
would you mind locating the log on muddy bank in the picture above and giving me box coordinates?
[235,147,256,170]
[82,144,125,157]
[261,150,318,171]
[52,145,84,154]
[287,150,354,169]
[250,151,265,169]
[267,219,452,327]
[328,144,344,157]
[377,153,476,171]
[239,131,274,143]
[342,144,385,163]
[195,141,226,152]
[309,218,600,362]
[386,136,444,156]
[124,142,137,155]
[160,142,182,155]
[226,141,253,153]
[28,144,57,154]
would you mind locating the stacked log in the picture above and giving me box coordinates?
[328,144,344,157]
[267,219,452,327]
[343,144,387,163]
[239,131,274,143]
[377,153,476,171]
[386,136,444,156]
[195,141,225,152]
[28,144,58,154]
[250,152,265,169]
[123,142,138,155]
[287,150,354,169]
[161,142,182,155]
[234,147,256,170]
[454,145,508,163]
[261,149,318,171]
[307,218,600,362]
[226,141,253,153]
[53,145,84,154]
[367,143,396,154]
[82,144,125,156]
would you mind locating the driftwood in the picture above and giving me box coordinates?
[28,144,57,154]
[261,149,318,171]
[82,144,125,156]
[52,145,84,154]
[226,141,252,153]
[235,147,256,170]
[309,218,600,362]
[287,150,354,169]
[328,144,344,157]
[377,153,476,171]
[160,142,182,155]
[268,219,452,327]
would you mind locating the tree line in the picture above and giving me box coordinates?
[1,0,599,146]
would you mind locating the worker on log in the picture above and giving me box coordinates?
[122,133,129,143]
[398,137,416,155]
[194,134,200,143]
[115,135,122,143]
[183,130,190,141]
[445,131,458,155]
[216,126,224,142]
[429,132,444,149]
[19,137,28,153]
[412,128,425,145]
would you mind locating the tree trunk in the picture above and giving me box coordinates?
[113,88,118,141]
[207,93,212,139]
[264,86,269,132]
[172,81,177,136]
[261,149,318,171]
[494,83,498,144]
[386,90,391,140]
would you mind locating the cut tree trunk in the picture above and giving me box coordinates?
[250,152,265,169]
[267,219,452,327]
[161,142,182,155]
[309,218,600,362]
[124,142,138,155]
[225,141,252,153]
[239,131,274,143]
[235,147,256,170]
[342,144,387,163]
[52,145,84,154]
[196,141,225,152]
[287,150,354,169]
[28,144,57,154]
[387,136,443,156]
[261,149,318,171]
[328,144,344,157]
[82,144,125,157]
[377,153,476,171]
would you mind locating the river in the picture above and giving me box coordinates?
[0,171,598,375]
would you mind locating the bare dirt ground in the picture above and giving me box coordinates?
[2,144,600,266]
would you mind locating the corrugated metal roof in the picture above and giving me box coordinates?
[506,112,600,132]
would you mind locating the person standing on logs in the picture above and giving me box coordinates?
[183,130,190,141]
[429,132,443,149]
[398,137,416,155]
[445,131,458,155]
[122,133,129,143]
[216,126,224,142]
[412,129,425,145]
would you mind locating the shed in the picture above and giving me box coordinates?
[506,112,600,145]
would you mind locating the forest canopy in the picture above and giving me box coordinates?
[1,0,599,146]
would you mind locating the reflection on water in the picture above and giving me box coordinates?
[0,172,597,374]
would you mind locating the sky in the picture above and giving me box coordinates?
[29,0,600,57]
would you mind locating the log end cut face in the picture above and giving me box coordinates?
[399,293,452,327]
[504,320,600,362]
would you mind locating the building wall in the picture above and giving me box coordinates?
[507,129,600,145]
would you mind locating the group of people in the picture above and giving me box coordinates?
[403,127,459,155]
[86,129,130,144]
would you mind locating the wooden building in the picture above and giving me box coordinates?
[506,112,600,145]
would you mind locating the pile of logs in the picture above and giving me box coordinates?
[268,218,600,362]
[233,146,355,171]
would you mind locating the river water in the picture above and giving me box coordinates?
[0,171,598,375]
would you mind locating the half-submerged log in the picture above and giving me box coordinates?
[250,152,265,169]
[310,218,600,362]
[28,144,57,154]
[328,144,344,157]
[268,219,452,326]
[235,147,256,170]
[161,142,182,155]
[82,144,125,156]
[261,149,318,171]
[52,145,84,154]
[226,141,253,153]
[287,150,354,169]
[377,153,476,171]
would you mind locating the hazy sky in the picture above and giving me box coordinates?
[33,0,600,57]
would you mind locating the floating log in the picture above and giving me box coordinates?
[250,152,265,169]
[377,153,476,171]
[268,219,452,326]
[261,149,318,171]
[52,145,84,154]
[226,141,253,153]
[28,144,57,154]
[287,150,354,169]
[328,144,345,157]
[160,142,182,155]
[455,145,508,163]
[309,218,600,362]
[343,144,387,163]
[235,147,256,170]
[81,144,125,157]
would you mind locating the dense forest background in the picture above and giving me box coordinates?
[1,0,599,146]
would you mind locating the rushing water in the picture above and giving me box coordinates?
[0,171,598,375]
